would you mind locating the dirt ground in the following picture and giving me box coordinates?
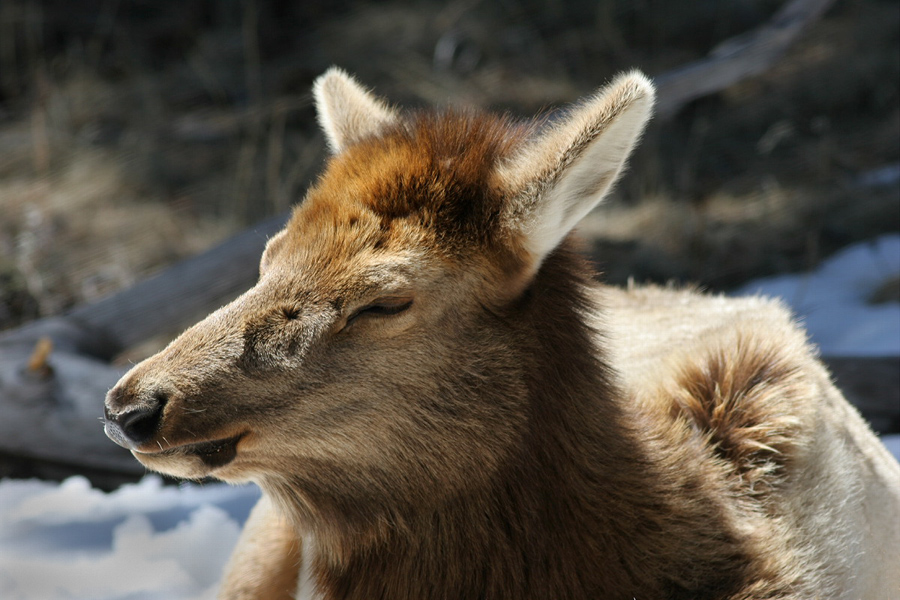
[1,0,898,340]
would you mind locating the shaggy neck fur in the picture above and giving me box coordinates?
[263,245,796,600]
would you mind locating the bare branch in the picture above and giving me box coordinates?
[655,0,837,118]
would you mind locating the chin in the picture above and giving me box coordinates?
[132,435,255,483]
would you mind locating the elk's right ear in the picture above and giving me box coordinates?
[313,68,400,154]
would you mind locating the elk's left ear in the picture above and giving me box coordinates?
[313,67,400,154]
[498,71,654,270]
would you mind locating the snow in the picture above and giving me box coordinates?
[0,477,258,600]
[735,234,900,356]
[1,236,898,600]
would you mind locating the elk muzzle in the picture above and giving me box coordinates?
[104,385,167,450]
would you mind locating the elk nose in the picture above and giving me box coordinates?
[104,391,166,448]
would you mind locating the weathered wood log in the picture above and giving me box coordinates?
[0,332,136,475]
[0,215,285,478]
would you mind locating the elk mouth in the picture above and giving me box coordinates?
[138,433,245,469]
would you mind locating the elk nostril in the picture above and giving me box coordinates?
[116,392,167,445]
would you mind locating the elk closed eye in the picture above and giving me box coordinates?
[345,298,413,329]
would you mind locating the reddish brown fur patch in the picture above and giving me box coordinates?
[309,111,530,257]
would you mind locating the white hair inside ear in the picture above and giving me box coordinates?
[313,67,400,154]
[498,71,655,269]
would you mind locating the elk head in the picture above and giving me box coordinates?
[104,68,653,532]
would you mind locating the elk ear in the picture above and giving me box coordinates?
[313,67,400,154]
[499,71,654,270]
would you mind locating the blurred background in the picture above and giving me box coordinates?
[0,4,897,598]
[1,0,897,336]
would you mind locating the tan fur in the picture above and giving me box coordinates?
[104,69,900,600]
[313,68,399,153]
[218,495,302,599]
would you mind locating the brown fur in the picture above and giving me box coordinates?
[103,69,900,600]
[669,337,815,499]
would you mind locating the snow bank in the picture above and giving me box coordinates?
[735,234,900,356]
[0,476,258,600]
[1,236,898,599]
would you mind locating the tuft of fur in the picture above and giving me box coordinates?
[668,335,816,500]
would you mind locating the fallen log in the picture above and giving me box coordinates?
[0,215,286,480]
[0,333,136,479]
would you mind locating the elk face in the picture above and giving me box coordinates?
[104,68,653,525]
[104,139,527,496]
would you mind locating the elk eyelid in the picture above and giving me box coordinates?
[344,298,413,329]
[362,299,412,314]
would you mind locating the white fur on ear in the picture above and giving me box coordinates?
[313,67,400,154]
[499,71,655,267]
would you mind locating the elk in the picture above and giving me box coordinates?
[104,68,900,599]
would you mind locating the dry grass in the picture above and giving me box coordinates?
[0,148,232,316]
